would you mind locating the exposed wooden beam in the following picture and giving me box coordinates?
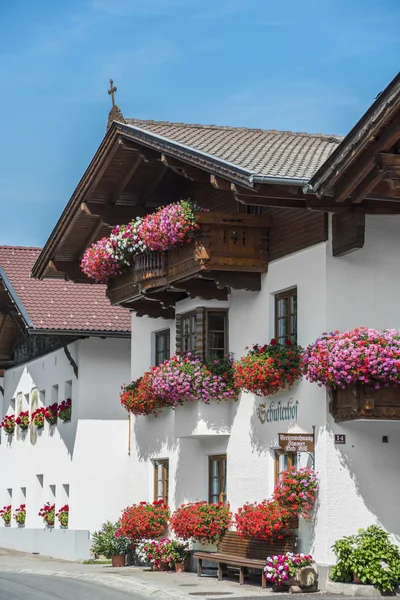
[235,194,306,209]
[210,175,231,190]
[376,152,400,170]
[333,116,400,203]
[0,315,9,340]
[161,154,209,182]
[81,219,104,251]
[52,261,91,282]
[84,202,149,224]
[307,198,400,214]
[139,166,168,205]
[332,213,365,257]
[111,154,142,204]
[350,166,385,204]
[86,139,122,200]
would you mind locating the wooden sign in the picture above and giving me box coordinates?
[334,434,346,445]
[278,433,314,453]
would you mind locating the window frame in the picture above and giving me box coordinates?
[153,459,169,505]
[205,309,228,361]
[177,308,229,360]
[274,450,297,484]
[208,454,227,504]
[274,288,297,344]
[180,310,198,355]
[154,329,170,365]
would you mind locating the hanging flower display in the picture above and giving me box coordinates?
[14,504,26,526]
[120,373,164,417]
[56,505,69,528]
[58,398,72,422]
[234,500,291,541]
[0,414,15,435]
[15,411,30,430]
[138,200,202,251]
[273,467,318,520]
[32,407,46,429]
[38,502,55,527]
[170,502,232,545]
[264,553,314,585]
[109,219,146,263]
[44,403,58,426]
[118,501,170,542]
[303,327,400,390]
[80,238,122,283]
[0,505,11,525]
[233,340,303,397]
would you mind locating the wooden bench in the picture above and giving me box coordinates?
[193,531,297,588]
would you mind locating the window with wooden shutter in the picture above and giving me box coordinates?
[154,459,169,505]
[176,308,228,360]
[155,329,170,365]
[275,288,297,344]
[209,454,227,504]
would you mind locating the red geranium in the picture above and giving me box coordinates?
[38,502,55,526]
[170,502,232,545]
[0,505,11,525]
[233,340,303,397]
[273,467,318,520]
[32,407,46,429]
[58,398,72,422]
[234,499,291,541]
[0,414,15,435]
[15,411,29,430]
[56,505,69,528]
[120,373,164,416]
[118,500,170,542]
[44,403,58,426]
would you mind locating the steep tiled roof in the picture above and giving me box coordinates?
[125,119,343,180]
[0,247,131,334]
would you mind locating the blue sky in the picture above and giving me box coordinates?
[0,0,399,246]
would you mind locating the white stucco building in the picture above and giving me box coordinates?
[0,246,131,560]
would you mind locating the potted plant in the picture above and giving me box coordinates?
[44,403,58,426]
[233,339,303,397]
[330,525,400,593]
[14,504,26,527]
[166,539,190,572]
[38,502,55,528]
[32,407,46,429]
[0,505,11,526]
[58,398,72,422]
[170,502,232,547]
[235,499,290,541]
[264,553,317,591]
[137,538,190,572]
[118,500,170,542]
[56,504,69,528]
[0,414,15,435]
[91,521,133,567]
[15,411,29,431]
[273,467,318,522]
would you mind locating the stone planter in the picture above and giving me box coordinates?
[330,382,400,422]
[111,554,125,568]
[273,566,318,593]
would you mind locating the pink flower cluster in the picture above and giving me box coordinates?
[264,552,314,584]
[138,200,202,251]
[151,353,237,407]
[303,327,400,389]
[80,200,202,282]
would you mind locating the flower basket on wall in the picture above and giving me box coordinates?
[32,407,46,429]
[170,502,232,545]
[118,501,170,542]
[15,411,29,430]
[38,503,55,527]
[58,398,72,422]
[45,403,58,426]
[233,340,303,397]
[0,414,15,435]
[14,504,26,527]
[56,505,69,528]
[0,505,11,526]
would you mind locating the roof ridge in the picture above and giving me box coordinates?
[127,118,343,141]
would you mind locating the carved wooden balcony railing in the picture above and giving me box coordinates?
[330,383,400,422]
[107,212,270,316]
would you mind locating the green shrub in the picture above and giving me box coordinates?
[91,521,133,559]
[331,525,400,592]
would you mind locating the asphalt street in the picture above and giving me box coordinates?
[0,572,148,600]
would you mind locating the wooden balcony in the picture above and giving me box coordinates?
[107,212,270,316]
[330,383,400,422]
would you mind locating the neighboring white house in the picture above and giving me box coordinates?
[0,246,132,560]
[30,71,400,570]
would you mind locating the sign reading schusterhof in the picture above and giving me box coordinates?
[257,398,298,424]
[279,433,315,453]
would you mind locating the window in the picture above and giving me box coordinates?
[154,460,169,505]
[275,288,297,343]
[181,312,197,354]
[209,454,227,504]
[155,330,170,365]
[206,311,228,360]
[246,205,263,215]
[275,451,298,484]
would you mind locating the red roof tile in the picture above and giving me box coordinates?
[0,246,131,334]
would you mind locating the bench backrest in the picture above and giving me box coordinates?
[218,531,297,560]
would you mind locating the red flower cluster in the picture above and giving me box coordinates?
[44,403,58,425]
[169,502,232,545]
[118,500,170,542]
[38,502,55,526]
[32,407,46,429]
[15,411,29,430]
[80,237,121,283]
[233,339,303,397]
[14,504,26,526]
[273,467,318,520]
[0,414,15,435]
[56,504,69,528]
[0,505,11,525]
[234,500,291,541]
[120,374,164,416]
[58,398,72,422]
[138,200,201,251]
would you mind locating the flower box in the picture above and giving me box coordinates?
[174,400,233,438]
[330,383,400,422]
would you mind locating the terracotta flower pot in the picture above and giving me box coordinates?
[111,554,125,568]
[175,562,185,573]
[353,573,362,584]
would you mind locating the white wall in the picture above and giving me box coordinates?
[0,336,131,559]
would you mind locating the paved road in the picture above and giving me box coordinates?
[0,572,148,600]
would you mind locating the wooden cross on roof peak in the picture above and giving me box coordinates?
[108,79,117,107]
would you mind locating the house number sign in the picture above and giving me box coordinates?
[257,398,299,424]
[334,434,346,445]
